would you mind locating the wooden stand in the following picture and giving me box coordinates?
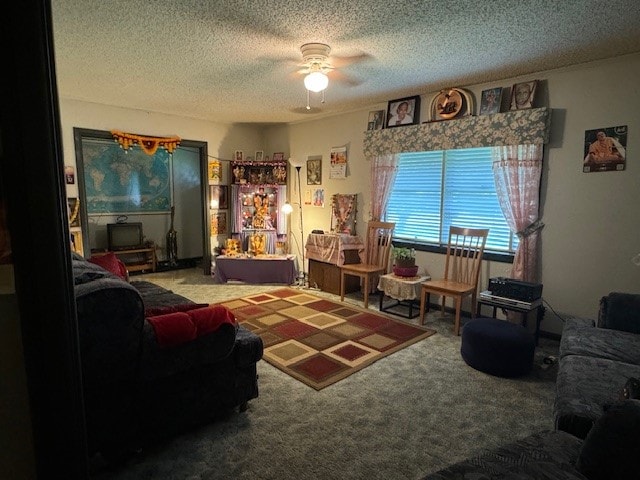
[94,246,157,273]
[308,259,359,295]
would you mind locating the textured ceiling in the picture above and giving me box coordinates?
[51,0,640,125]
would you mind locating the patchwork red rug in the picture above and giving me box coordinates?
[216,288,437,390]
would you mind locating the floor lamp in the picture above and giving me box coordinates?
[284,159,306,286]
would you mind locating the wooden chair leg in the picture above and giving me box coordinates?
[441,295,446,314]
[454,296,462,336]
[420,288,427,324]
[363,275,369,308]
[340,271,345,302]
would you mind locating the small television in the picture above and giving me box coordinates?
[107,222,144,251]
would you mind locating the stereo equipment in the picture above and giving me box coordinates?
[487,277,543,302]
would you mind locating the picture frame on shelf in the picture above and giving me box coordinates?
[479,87,502,115]
[306,157,321,185]
[255,151,264,162]
[234,150,243,162]
[272,152,285,162]
[428,88,474,121]
[386,96,420,128]
[509,80,537,110]
[367,110,385,130]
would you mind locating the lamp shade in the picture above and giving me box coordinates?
[304,71,329,92]
[281,202,294,214]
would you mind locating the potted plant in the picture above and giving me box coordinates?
[392,246,416,268]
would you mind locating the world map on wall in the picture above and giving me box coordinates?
[82,141,171,214]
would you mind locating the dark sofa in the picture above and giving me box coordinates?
[554,292,640,438]
[423,292,640,479]
[72,254,263,459]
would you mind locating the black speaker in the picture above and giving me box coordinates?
[488,277,543,302]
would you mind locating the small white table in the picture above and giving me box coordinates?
[377,273,431,319]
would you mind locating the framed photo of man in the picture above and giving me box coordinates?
[583,125,627,173]
[509,80,537,110]
[386,96,420,128]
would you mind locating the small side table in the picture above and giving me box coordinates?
[476,295,545,345]
[378,273,431,319]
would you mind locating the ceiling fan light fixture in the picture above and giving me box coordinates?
[304,71,329,92]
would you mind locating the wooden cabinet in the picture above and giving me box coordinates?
[308,259,359,295]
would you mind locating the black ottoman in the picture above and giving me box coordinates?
[461,317,535,377]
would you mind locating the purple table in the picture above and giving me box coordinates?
[212,255,297,284]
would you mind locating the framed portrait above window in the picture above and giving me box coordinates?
[386,96,420,128]
[510,80,537,110]
[479,87,503,115]
[367,110,385,130]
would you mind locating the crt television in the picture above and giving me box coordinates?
[107,222,144,251]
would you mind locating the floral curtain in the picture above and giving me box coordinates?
[492,144,544,282]
[369,152,400,268]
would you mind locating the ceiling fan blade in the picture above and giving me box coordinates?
[329,70,362,87]
[330,52,373,68]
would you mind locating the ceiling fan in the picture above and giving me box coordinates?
[297,43,369,110]
[298,43,332,109]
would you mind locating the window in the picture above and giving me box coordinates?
[385,147,517,254]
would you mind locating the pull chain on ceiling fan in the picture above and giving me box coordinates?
[300,43,331,110]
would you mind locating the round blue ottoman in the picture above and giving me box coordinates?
[461,317,535,377]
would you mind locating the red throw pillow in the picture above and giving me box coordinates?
[88,252,128,280]
[188,305,237,337]
[146,312,197,348]
[144,303,209,318]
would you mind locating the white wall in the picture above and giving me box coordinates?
[59,53,640,335]
[266,54,640,335]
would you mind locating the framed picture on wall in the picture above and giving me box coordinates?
[211,211,227,235]
[582,125,627,173]
[306,157,321,185]
[209,185,228,209]
[386,95,420,128]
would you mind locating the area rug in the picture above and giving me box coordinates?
[215,288,436,390]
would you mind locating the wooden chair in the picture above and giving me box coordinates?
[419,226,489,335]
[340,221,395,308]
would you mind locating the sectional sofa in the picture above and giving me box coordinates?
[72,253,263,461]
